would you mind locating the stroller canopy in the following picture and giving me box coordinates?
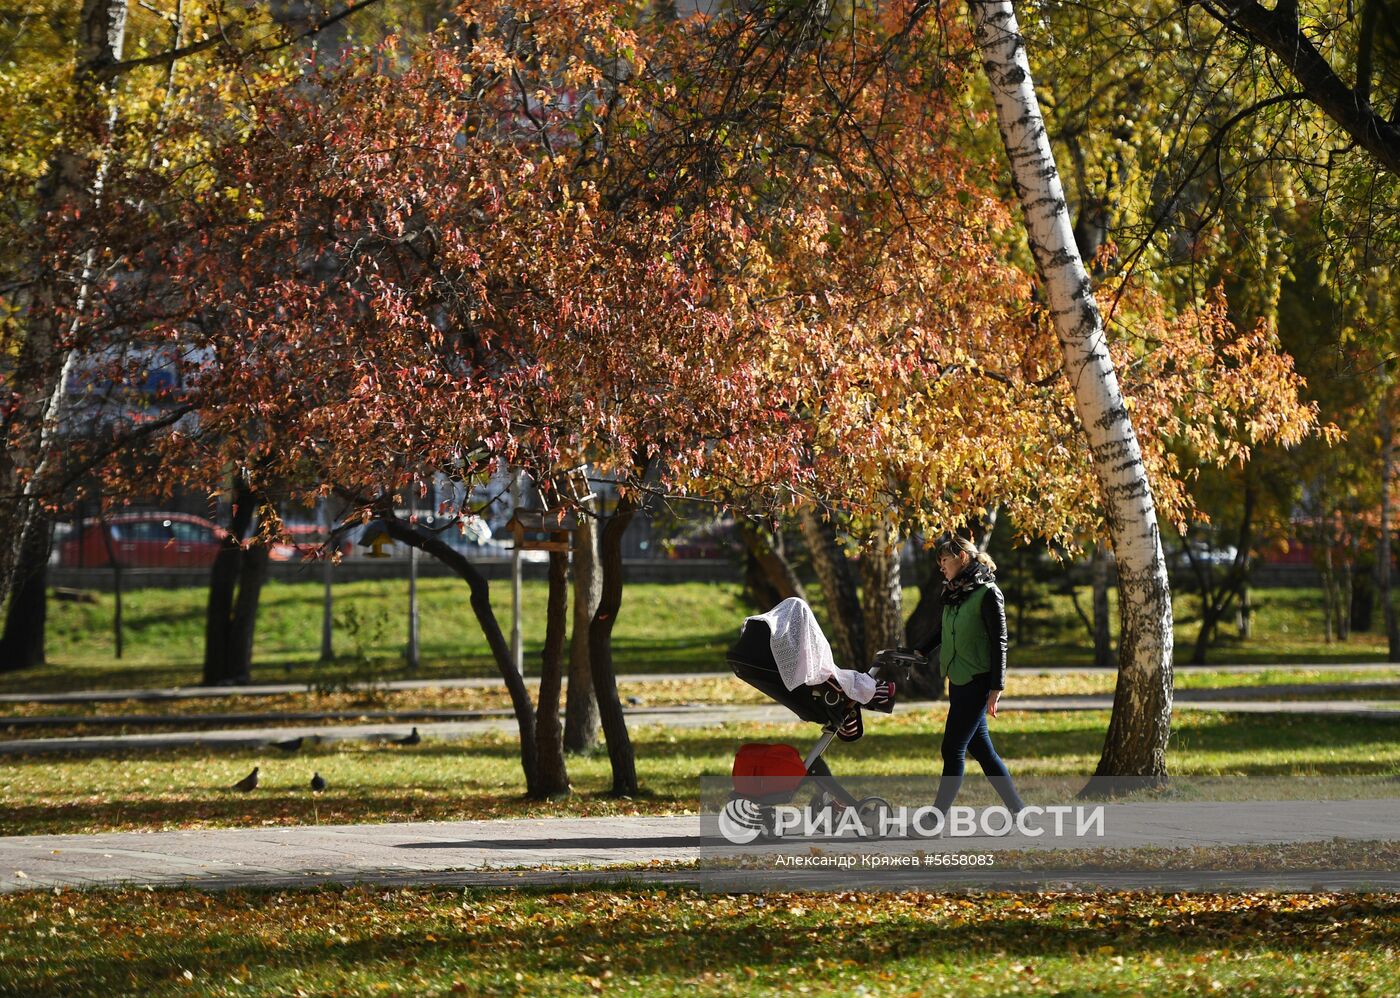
[744,597,876,703]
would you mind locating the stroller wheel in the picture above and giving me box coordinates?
[756,804,781,841]
[806,789,839,831]
[719,797,778,844]
[855,796,892,839]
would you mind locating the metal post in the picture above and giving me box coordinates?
[407,484,420,670]
[319,495,333,662]
[510,468,524,675]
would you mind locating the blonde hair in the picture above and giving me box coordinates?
[935,534,996,573]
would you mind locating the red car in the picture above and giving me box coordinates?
[269,522,355,562]
[57,513,227,568]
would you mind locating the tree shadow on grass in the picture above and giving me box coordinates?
[0,789,658,837]
[18,891,1400,995]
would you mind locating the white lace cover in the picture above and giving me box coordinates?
[744,597,877,703]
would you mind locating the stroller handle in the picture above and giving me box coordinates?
[869,647,925,684]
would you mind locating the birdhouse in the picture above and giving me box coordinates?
[563,464,597,504]
[504,509,571,552]
[359,520,393,559]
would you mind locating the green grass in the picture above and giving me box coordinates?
[0,885,1396,996]
[5,579,1395,695]
[3,667,1398,733]
[17,579,754,693]
[1010,584,1395,668]
[3,708,1397,837]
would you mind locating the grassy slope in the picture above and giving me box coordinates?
[8,579,1395,694]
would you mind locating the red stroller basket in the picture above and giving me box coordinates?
[724,617,920,835]
[732,742,809,804]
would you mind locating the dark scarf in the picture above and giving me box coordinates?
[942,561,995,606]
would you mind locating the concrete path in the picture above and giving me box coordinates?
[5,662,1397,705]
[5,680,1397,733]
[2,800,1397,893]
[0,671,731,705]
[2,695,1396,756]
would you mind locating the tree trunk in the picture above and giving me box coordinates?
[1237,581,1253,639]
[230,543,269,675]
[1209,0,1400,178]
[1338,535,1356,642]
[0,514,51,672]
[1090,543,1113,670]
[532,549,571,798]
[903,542,945,699]
[860,519,902,660]
[378,514,540,793]
[589,491,641,797]
[904,563,941,654]
[1190,598,1217,665]
[969,0,1173,789]
[1352,562,1374,634]
[797,507,866,669]
[1320,535,1337,644]
[0,0,128,619]
[564,505,601,753]
[203,479,259,686]
[737,519,805,610]
[1380,372,1399,659]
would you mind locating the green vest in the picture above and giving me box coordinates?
[939,585,992,686]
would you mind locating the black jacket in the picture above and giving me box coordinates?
[915,581,1008,691]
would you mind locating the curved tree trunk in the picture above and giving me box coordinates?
[968,0,1173,788]
[378,514,541,794]
[0,514,51,673]
[533,549,571,797]
[798,507,866,669]
[589,491,640,797]
[564,505,601,753]
[737,519,805,610]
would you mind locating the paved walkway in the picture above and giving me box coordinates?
[3,800,1397,893]
[6,680,1397,733]
[4,662,1396,705]
[0,671,730,705]
[1,693,1396,756]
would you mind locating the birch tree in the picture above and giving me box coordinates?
[0,0,128,630]
[966,0,1175,785]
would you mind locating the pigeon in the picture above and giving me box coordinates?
[393,726,421,746]
[231,767,259,792]
[626,696,643,706]
[272,736,303,753]
[310,772,327,792]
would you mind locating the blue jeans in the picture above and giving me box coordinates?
[933,674,1024,813]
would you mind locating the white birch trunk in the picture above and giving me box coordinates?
[967,0,1173,784]
[2,0,129,617]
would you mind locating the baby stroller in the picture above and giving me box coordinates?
[723,609,925,840]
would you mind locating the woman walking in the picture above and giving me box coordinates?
[919,535,1024,817]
